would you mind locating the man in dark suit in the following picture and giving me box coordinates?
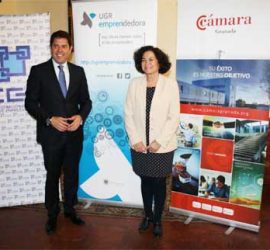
[25,30,92,234]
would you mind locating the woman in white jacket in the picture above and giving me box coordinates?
[124,46,180,237]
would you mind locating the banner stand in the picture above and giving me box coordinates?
[225,226,235,235]
[170,207,259,233]
[79,198,143,210]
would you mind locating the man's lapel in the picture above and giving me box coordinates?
[67,62,75,98]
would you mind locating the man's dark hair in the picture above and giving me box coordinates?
[50,30,72,47]
[217,175,225,184]
[133,45,171,74]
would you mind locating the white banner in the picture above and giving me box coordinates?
[177,0,270,59]
[72,0,157,206]
[0,13,50,207]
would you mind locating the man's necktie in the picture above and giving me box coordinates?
[58,65,67,98]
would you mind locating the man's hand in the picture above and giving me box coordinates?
[67,115,82,131]
[50,116,69,132]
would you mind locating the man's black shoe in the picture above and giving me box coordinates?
[45,217,57,235]
[64,212,85,225]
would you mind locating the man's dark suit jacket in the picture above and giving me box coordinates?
[25,59,92,146]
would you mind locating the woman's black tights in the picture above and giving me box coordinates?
[140,176,167,223]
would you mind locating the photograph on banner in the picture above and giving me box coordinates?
[177,60,270,117]
[198,168,232,202]
[172,147,200,196]
[229,160,264,210]
[202,115,235,140]
[177,113,202,149]
[234,119,268,164]
[72,0,157,206]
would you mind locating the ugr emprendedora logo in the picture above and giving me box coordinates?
[81,12,96,29]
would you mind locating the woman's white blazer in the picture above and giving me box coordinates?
[124,74,180,153]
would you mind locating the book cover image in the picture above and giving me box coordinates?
[229,160,264,210]
[201,137,234,173]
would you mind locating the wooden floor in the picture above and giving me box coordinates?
[1,185,270,249]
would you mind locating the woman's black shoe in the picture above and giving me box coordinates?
[153,222,162,237]
[138,217,153,232]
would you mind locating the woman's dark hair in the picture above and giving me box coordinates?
[133,45,171,74]
[50,30,72,47]
[200,175,206,182]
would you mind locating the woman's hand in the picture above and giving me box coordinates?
[147,140,161,153]
[133,142,147,153]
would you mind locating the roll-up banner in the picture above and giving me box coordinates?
[0,13,50,207]
[171,0,270,232]
[72,0,157,206]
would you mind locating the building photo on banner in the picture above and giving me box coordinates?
[72,0,157,206]
[170,0,270,232]
[0,13,50,208]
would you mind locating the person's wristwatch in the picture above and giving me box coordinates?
[80,116,83,125]
[46,117,51,126]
